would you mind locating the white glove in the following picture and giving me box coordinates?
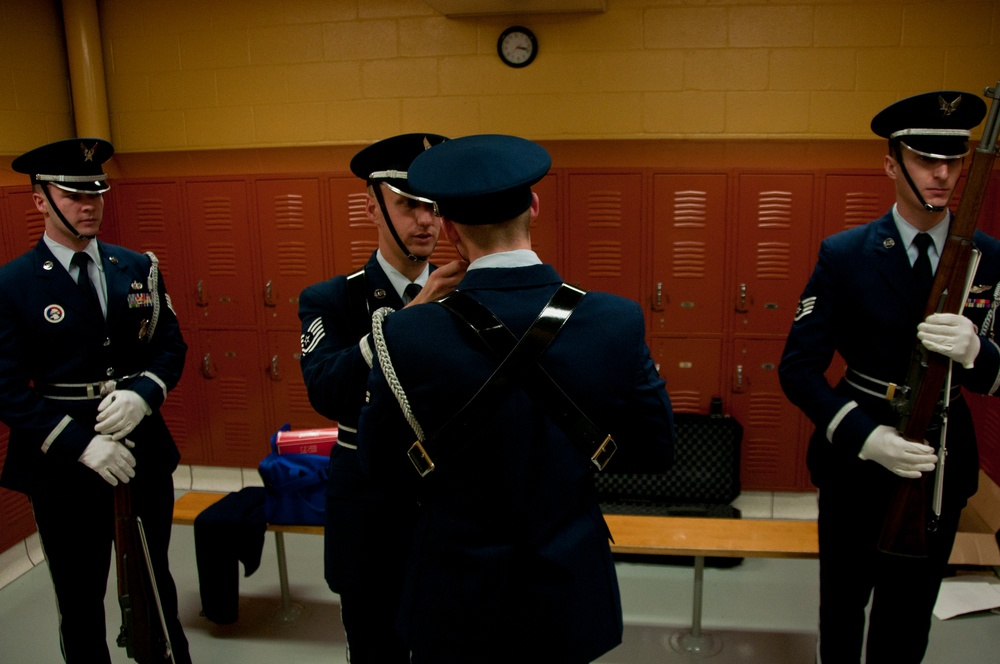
[917,313,980,369]
[79,434,136,485]
[858,425,937,479]
[95,389,151,440]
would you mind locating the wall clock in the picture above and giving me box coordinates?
[497,26,537,68]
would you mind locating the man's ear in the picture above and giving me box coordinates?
[31,190,47,215]
[442,218,460,244]
[884,154,898,180]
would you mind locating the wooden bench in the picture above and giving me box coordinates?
[604,512,818,653]
[172,490,818,645]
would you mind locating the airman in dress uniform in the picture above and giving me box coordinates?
[356,134,676,663]
[780,90,1000,663]
[0,139,191,663]
[297,133,466,663]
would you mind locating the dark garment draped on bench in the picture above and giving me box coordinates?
[193,487,267,624]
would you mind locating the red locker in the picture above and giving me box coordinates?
[0,191,38,553]
[650,337,724,415]
[734,173,815,338]
[160,332,211,466]
[193,329,271,467]
[730,338,808,490]
[254,177,327,330]
[114,181,192,325]
[651,173,728,335]
[531,173,561,270]
[823,172,896,239]
[329,175,377,274]
[265,329,335,433]
[185,179,258,328]
[4,186,45,254]
[566,173,643,298]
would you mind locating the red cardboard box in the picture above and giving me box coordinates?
[276,427,338,456]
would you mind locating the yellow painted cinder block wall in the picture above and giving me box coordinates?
[0,1,74,151]
[0,0,997,155]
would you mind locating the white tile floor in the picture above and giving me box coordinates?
[1,469,998,663]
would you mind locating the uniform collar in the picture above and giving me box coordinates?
[42,233,101,275]
[891,203,949,265]
[467,249,542,270]
[375,249,429,300]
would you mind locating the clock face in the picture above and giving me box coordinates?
[498,27,537,68]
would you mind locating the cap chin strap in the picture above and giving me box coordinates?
[40,183,96,240]
[893,143,946,213]
[370,180,428,263]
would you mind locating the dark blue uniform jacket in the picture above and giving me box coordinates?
[357,263,675,663]
[780,211,1000,502]
[298,251,419,594]
[0,239,186,493]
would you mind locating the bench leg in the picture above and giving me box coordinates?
[669,555,723,657]
[273,532,304,624]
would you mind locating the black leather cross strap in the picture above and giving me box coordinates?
[407,284,617,477]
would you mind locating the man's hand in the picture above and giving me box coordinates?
[407,259,469,306]
[858,425,937,479]
[917,313,980,369]
[79,434,136,486]
[95,389,152,440]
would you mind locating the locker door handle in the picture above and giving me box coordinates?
[653,282,663,311]
[269,354,281,381]
[733,364,745,393]
[736,283,748,313]
[196,280,208,307]
[264,280,276,307]
[201,353,216,379]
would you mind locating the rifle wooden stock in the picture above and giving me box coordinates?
[114,482,174,663]
[879,82,1000,557]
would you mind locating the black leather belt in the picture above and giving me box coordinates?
[844,367,961,401]
[408,284,616,477]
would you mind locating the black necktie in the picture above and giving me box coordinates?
[404,283,422,303]
[912,233,934,301]
[71,252,102,315]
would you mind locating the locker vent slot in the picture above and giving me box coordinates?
[841,191,883,229]
[757,190,793,229]
[206,243,238,277]
[755,242,791,280]
[586,190,623,228]
[673,241,706,279]
[588,241,622,278]
[273,194,305,230]
[348,193,372,229]
[220,377,250,410]
[673,190,709,228]
[351,240,378,269]
[276,241,308,276]
[202,197,235,232]
[136,198,166,233]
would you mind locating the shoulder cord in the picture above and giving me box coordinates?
[371,306,425,441]
[143,251,161,342]
[981,281,1000,339]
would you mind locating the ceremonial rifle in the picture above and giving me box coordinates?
[880,81,1000,557]
[114,481,176,662]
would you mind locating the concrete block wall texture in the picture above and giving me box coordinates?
[0,0,997,154]
[0,1,75,153]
